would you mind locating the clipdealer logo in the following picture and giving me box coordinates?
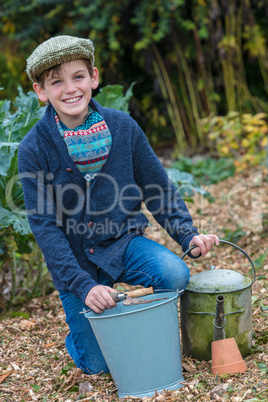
[6,171,175,219]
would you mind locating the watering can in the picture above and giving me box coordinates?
[180,239,255,361]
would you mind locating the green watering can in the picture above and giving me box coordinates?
[180,239,255,361]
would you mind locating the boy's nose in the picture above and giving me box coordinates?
[65,81,76,93]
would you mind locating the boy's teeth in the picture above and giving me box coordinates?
[65,97,81,103]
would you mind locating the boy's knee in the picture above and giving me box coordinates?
[170,259,190,292]
[157,256,190,292]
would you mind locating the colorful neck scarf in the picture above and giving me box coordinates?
[54,106,112,183]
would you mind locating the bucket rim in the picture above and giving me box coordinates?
[83,290,179,320]
[117,377,185,398]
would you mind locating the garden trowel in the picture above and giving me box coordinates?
[110,286,168,305]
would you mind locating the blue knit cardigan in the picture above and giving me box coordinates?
[18,99,199,303]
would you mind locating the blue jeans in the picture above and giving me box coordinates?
[59,236,190,374]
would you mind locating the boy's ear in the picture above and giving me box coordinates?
[91,67,99,90]
[32,83,49,103]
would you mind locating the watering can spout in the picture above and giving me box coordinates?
[213,294,226,341]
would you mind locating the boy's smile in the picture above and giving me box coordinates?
[63,96,82,103]
[33,59,99,128]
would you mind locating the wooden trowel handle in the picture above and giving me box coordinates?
[110,286,154,303]
[127,286,154,298]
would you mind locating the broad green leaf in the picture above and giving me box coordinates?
[95,83,135,114]
[166,168,195,185]
[257,362,267,372]
[253,250,268,270]
[0,207,31,235]
[166,168,213,202]
[61,362,75,375]
[31,384,41,391]
[0,142,20,176]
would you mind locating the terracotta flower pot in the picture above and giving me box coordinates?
[211,337,247,375]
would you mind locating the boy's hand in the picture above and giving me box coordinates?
[85,285,117,313]
[189,234,220,257]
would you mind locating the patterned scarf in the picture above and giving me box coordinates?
[54,106,112,183]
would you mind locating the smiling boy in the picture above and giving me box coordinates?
[18,35,219,374]
[33,59,99,128]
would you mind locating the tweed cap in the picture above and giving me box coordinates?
[26,35,95,82]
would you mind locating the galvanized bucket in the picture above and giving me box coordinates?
[180,240,255,361]
[84,291,184,398]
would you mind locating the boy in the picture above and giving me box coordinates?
[19,35,219,374]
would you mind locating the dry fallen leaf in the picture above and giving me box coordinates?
[42,342,56,348]
[210,383,228,399]
[182,357,197,372]
[0,372,13,384]
[79,381,93,395]
[19,319,36,331]
[10,362,20,371]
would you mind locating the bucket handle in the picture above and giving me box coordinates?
[181,239,256,284]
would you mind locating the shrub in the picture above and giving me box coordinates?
[201,112,268,171]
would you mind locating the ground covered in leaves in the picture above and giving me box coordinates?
[0,166,267,401]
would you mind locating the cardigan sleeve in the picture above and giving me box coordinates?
[131,122,199,253]
[18,143,98,303]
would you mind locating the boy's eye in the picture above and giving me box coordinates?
[75,75,84,80]
[52,79,61,85]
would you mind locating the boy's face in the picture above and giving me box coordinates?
[33,59,99,128]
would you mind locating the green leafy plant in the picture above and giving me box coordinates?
[253,250,268,271]
[0,87,49,309]
[170,156,235,185]
[95,82,135,113]
[258,363,267,373]
[31,384,41,392]
[61,362,75,376]
[220,227,247,243]
[165,168,214,203]
[0,87,45,235]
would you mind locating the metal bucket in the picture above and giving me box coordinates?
[84,291,184,398]
[180,240,255,361]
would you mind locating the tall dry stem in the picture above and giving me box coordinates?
[152,43,186,150]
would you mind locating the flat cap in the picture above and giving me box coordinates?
[26,35,95,82]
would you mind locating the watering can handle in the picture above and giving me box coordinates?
[181,239,256,284]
